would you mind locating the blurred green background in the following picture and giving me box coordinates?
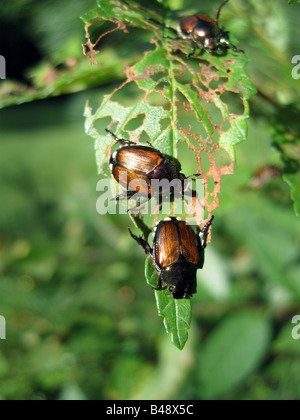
[0,0,300,400]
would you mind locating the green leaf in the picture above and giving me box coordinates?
[271,105,300,216]
[84,43,256,214]
[83,0,256,348]
[283,173,300,216]
[145,258,192,350]
[81,0,167,64]
[0,53,127,110]
[198,311,271,399]
[273,324,300,356]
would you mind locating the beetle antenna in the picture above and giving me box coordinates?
[228,43,244,53]
[106,128,134,145]
[215,0,230,23]
[105,128,120,141]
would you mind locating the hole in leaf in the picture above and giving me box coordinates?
[124,114,146,131]
[138,130,152,144]
[207,195,214,205]
[200,151,211,174]
[118,27,156,58]
[218,148,232,166]
[155,81,168,91]
[212,149,231,168]
[212,131,221,143]
[178,106,209,146]
[189,134,205,150]
[203,102,223,127]
[94,116,113,135]
[160,118,171,131]
[220,91,245,116]
[88,21,118,45]
[222,119,231,132]
[195,79,209,93]
[146,91,169,107]
[111,82,144,106]
[209,65,218,73]
[178,142,198,176]
[151,70,168,82]
[175,67,193,85]
[207,177,215,194]
[192,59,209,73]
[209,77,228,91]
[101,162,111,176]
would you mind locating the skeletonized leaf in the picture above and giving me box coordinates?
[83,0,256,349]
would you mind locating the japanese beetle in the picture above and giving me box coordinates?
[179,0,243,56]
[107,129,186,199]
[129,216,214,299]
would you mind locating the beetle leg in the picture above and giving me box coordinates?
[145,16,179,38]
[111,191,136,201]
[199,216,214,249]
[228,43,244,53]
[182,183,197,201]
[187,41,196,58]
[219,31,244,54]
[128,228,153,255]
[152,277,163,291]
[127,197,149,213]
[187,173,201,179]
[196,216,214,269]
[163,34,182,41]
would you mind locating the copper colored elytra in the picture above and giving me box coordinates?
[129,217,214,299]
[107,129,187,199]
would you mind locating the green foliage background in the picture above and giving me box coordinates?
[0,0,300,400]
